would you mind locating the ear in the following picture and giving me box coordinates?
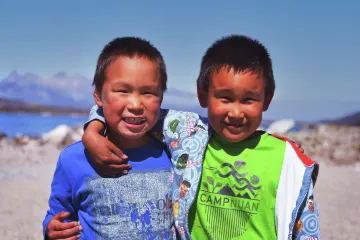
[197,85,208,108]
[263,90,274,111]
[93,89,103,107]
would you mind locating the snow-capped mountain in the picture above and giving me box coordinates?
[0,71,94,108]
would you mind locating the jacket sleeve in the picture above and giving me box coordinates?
[292,179,320,239]
[42,154,77,239]
[83,105,105,130]
[151,109,205,147]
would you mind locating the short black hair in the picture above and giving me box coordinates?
[182,180,191,188]
[197,35,275,98]
[93,37,167,93]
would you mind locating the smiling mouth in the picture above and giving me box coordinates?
[123,117,146,125]
[225,122,245,128]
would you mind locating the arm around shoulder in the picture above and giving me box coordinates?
[83,105,105,131]
[43,153,77,238]
[152,109,206,146]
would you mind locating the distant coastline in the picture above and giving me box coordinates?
[1,97,359,125]
[0,98,88,116]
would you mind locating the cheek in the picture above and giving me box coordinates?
[102,92,123,106]
[207,102,228,130]
[102,94,126,121]
[103,106,121,123]
[104,97,124,112]
[245,104,263,118]
[208,100,228,118]
[144,98,162,119]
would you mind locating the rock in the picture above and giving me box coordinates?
[332,148,358,164]
[267,119,296,134]
[355,163,360,172]
[60,126,83,147]
[14,136,31,145]
[41,124,72,145]
[283,124,360,165]
[0,132,7,140]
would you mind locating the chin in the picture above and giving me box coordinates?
[221,130,251,143]
[120,131,147,140]
[222,134,247,143]
[115,122,150,138]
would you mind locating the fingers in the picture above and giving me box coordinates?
[54,224,82,238]
[107,141,128,160]
[107,164,131,176]
[54,221,78,231]
[92,154,132,177]
[63,235,81,240]
[97,165,131,177]
[293,142,305,153]
[107,163,132,171]
[52,211,70,221]
[102,153,127,165]
[47,221,82,240]
[102,153,131,166]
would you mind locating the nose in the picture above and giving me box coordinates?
[228,104,244,119]
[127,94,144,114]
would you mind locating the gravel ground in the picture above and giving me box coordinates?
[0,140,359,239]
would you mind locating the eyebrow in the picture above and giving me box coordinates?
[213,89,232,95]
[214,88,261,97]
[111,81,127,88]
[244,90,261,98]
[111,81,159,91]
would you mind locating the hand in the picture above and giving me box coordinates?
[270,133,305,154]
[46,212,81,240]
[82,128,131,177]
[292,141,304,153]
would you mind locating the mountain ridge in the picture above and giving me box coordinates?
[1,71,358,124]
[0,97,88,115]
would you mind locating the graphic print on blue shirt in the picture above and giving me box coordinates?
[84,169,173,239]
[43,139,174,240]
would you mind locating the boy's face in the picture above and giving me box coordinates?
[94,56,162,142]
[198,67,272,142]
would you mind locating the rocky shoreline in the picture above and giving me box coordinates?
[1,123,359,166]
[284,124,360,165]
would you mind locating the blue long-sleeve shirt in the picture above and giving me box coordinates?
[43,140,174,240]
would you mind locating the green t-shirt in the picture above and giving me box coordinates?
[189,131,286,239]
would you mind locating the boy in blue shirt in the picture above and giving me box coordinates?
[82,35,320,239]
[43,37,174,239]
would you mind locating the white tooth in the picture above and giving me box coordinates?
[124,118,145,124]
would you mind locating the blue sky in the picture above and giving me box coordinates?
[0,1,359,121]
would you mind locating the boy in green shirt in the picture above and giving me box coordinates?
[82,35,320,239]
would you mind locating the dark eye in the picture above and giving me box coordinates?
[244,98,256,104]
[116,90,128,94]
[144,92,158,96]
[219,96,232,103]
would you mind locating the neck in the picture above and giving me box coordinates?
[107,130,150,150]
